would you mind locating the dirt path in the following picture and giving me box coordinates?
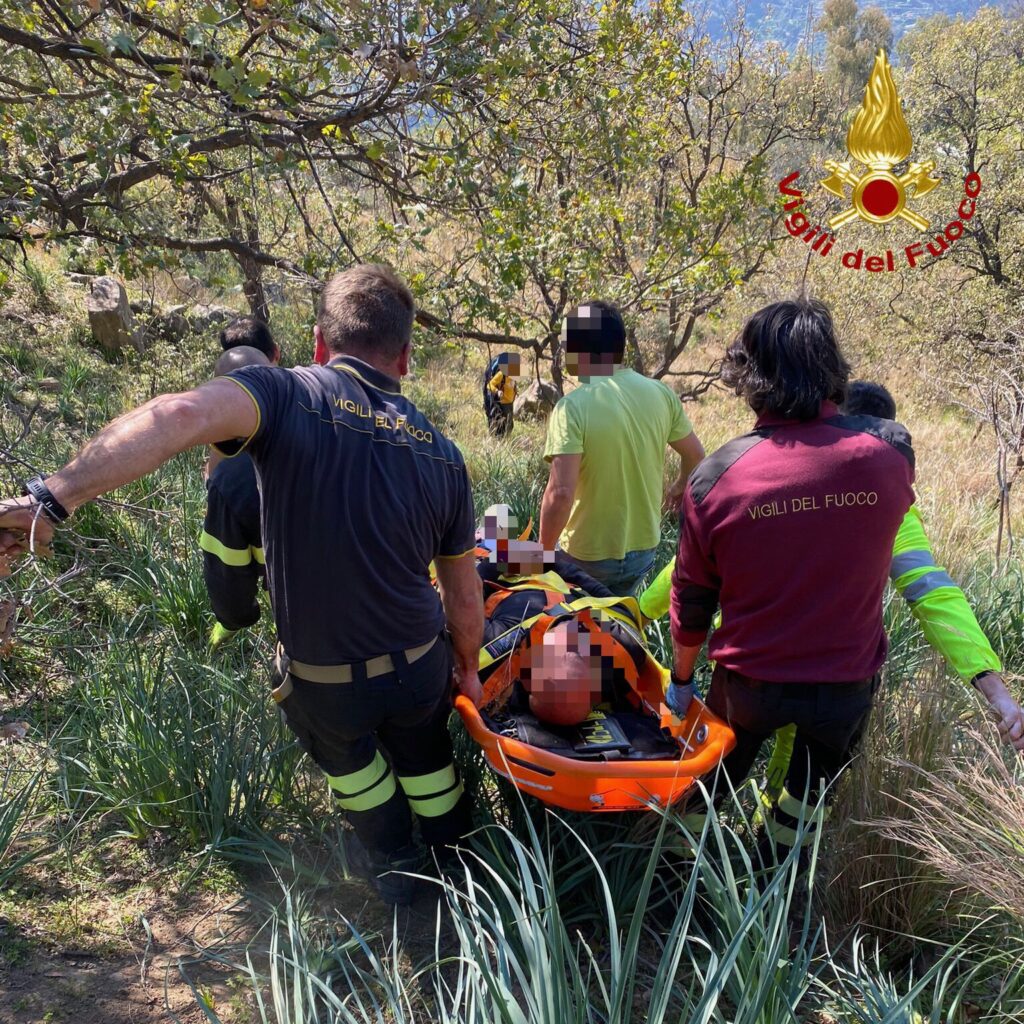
[0,854,453,1024]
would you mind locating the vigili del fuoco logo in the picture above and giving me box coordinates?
[778,50,981,272]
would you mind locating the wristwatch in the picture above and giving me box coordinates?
[22,475,70,525]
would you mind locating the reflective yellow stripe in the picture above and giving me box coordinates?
[251,546,265,565]
[326,752,396,813]
[407,781,464,818]
[327,752,388,795]
[777,787,807,819]
[399,764,457,798]
[765,818,804,848]
[332,361,401,396]
[200,530,252,567]
[332,771,396,812]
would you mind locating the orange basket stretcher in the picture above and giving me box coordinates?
[455,653,735,814]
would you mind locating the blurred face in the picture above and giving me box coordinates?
[483,505,516,542]
[498,539,552,576]
[561,306,620,378]
[500,354,521,377]
[563,346,618,379]
[521,621,604,726]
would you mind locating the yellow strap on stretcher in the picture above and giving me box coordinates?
[477,592,643,673]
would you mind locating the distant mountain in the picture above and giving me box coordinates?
[709,0,1004,51]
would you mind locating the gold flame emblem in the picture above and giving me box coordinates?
[821,50,939,231]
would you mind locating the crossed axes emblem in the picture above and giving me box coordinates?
[821,160,940,232]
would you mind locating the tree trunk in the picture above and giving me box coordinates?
[225,195,269,322]
[547,337,565,396]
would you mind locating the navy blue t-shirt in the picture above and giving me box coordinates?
[215,355,475,663]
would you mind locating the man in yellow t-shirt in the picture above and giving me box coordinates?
[539,301,705,596]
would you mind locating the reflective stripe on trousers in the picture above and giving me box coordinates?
[764,786,832,849]
[326,750,397,812]
[398,763,465,818]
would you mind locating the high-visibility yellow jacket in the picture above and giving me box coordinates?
[640,503,1001,683]
[888,503,1000,681]
[487,371,517,405]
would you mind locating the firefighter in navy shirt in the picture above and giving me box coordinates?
[0,265,484,906]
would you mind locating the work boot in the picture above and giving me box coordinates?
[346,836,423,906]
[426,842,465,887]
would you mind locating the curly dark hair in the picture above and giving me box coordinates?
[721,299,850,420]
[842,380,897,420]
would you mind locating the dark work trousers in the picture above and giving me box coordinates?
[485,397,514,438]
[275,633,472,856]
[695,664,878,856]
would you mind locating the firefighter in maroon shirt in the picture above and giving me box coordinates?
[667,298,914,865]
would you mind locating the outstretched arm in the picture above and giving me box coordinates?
[0,380,258,551]
[891,505,1023,751]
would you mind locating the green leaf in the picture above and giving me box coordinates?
[111,32,135,55]
[211,66,235,91]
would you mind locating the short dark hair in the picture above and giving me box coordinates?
[214,345,270,377]
[317,264,415,360]
[563,301,626,362]
[842,380,897,419]
[219,316,275,360]
[721,298,850,420]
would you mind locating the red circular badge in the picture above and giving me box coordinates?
[861,178,900,218]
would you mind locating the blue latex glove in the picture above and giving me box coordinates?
[665,680,695,718]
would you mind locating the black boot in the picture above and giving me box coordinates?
[347,835,423,906]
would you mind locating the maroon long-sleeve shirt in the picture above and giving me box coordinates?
[670,401,914,682]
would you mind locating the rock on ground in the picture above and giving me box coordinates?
[514,380,560,419]
[85,277,143,353]
[186,303,237,334]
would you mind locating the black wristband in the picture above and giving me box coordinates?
[670,670,694,688]
[22,475,69,525]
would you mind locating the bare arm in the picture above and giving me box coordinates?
[665,431,705,516]
[539,454,581,550]
[975,671,1024,753]
[671,639,702,681]
[435,551,485,706]
[0,380,257,550]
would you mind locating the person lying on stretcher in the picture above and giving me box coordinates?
[475,505,656,733]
